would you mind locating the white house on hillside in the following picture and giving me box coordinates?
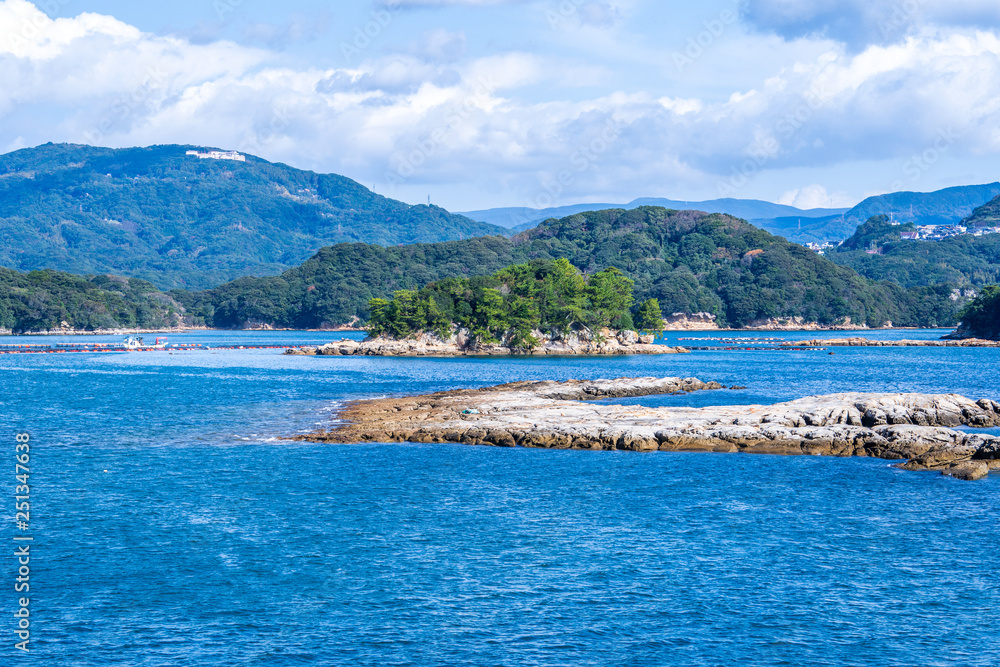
[185,150,246,162]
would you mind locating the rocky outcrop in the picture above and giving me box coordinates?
[743,316,861,331]
[660,313,864,332]
[299,377,1000,481]
[783,337,1000,348]
[944,321,998,342]
[662,312,719,331]
[285,328,688,357]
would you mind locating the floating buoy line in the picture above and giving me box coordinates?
[0,335,309,355]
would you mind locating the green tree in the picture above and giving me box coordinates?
[506,296,540,351]
[635,298,664,335]
[471,287,506,345]
[419,295,452,338]
[366,297,391,336]
[585,267,635,328]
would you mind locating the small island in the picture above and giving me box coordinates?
[299,376,1000,481]
[286,258,687,356]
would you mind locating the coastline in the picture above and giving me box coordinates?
[300,377,1000,481]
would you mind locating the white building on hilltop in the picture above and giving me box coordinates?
[185,150,246,162]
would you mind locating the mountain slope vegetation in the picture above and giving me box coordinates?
[963,195,1000,227]
[177,207,962,330]
[0,143,506,290]
[0,268,182,333]
[830,216,1000,288]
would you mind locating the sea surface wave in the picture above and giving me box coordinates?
[2,329,998,665]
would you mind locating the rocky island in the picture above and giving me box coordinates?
[286,328,687,357]
[299,376,1000,481]
[287,258,689,356]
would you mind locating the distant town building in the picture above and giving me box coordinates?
[894,223,998,242]
[185,150,246,162]
[805,242,837,255]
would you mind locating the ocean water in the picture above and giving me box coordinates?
[1,329,998,665]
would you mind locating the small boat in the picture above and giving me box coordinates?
[122,336,169,350]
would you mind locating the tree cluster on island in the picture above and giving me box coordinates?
[366,258,666,350]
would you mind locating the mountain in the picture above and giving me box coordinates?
[627,197,847,221]
[829,216,1000,288]
[459,204,623,229]
[0,143,507,290]
[749,215,856,245]
[756,184,1000,245]
[175,207,960,330]
[460,198,846,230]
[842,183,1000,227]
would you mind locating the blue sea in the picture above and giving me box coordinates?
[2,329,998,665]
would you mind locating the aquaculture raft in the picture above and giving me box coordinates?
[0,335,304,354]
[677,338,827,352]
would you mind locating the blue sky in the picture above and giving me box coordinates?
[2,0,1000,211]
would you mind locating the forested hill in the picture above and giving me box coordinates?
[176,207,960,330]
[0,267,183,333]
[829,216,1000,288]
[0,143,506,290]
[963,195,1000,227]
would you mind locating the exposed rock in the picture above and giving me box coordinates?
[298,377,1000,481]
[744,316,860,331]
[783,337,1000,348]
[944,461,989,481]
[661,313,871,332]
[285,328,688,357]
[662,312,719,331]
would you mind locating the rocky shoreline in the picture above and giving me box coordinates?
[285,329,688,357]
[662,314,876,331]
[298,377,1000,481]
[782,337,1000,348]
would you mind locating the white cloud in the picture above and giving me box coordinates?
[778,184,852,209]
[4,135,27,152]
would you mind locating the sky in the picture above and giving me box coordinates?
[2,0,1000,212]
